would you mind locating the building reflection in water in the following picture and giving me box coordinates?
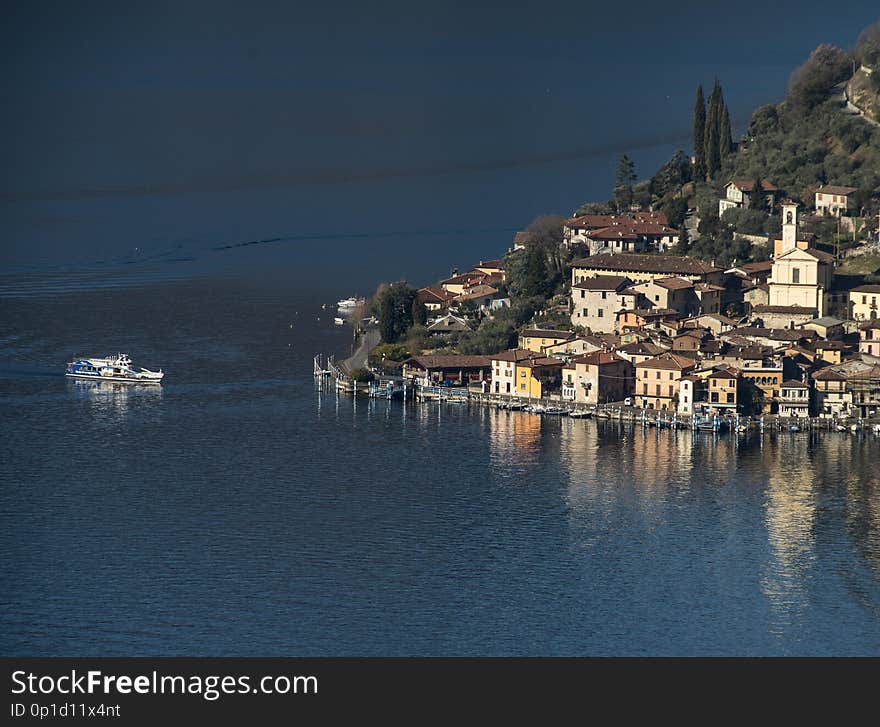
[486,408,543,476]
[760,435,818,636]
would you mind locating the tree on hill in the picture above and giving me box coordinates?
[411,297,427,326]
[693,85,707,181]
[651,150,692,199]
[661,195,689,229]
[704,79,723,178]
[518,215,567,280]
[506,244,553,301]
[574,200,613,216]
[750,177,765,212]
[787,43,853,109]
[719,102,733,160]
[856,20,880,68]
[375,283,417,343]
[614,155,636,211]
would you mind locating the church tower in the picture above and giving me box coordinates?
[780,201,798,253]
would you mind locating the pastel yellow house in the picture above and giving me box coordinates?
[519,328,574,353]
[850,284,880,321]
[514,355,564,399]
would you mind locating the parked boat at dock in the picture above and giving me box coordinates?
[337,296,365,310]
[65,353,164,383]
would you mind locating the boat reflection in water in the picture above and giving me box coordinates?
[68,377,163,421]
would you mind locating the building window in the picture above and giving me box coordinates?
[598,309,603,318]
[601,291,607,300]
[792,267,800,284]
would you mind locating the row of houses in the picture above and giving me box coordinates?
[416,259,509,314]
[562,211,680,254]
[718,179,860,218]
[571,203,878,333]
[400,318,880,418]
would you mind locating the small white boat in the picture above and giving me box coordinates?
[334,317,345,326]
[65,353,164,383]
[337,296,365,309]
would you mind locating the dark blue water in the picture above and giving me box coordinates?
[2,278,879,655]
[3,3,880,655]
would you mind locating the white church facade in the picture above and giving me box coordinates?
[757,202,834,327]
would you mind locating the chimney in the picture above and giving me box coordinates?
[451,268,459,277]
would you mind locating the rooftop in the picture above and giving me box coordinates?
[572,275,632,291]
[634,352,697,371]
[571,253,720,276]
[816,185,858,195]
[727,179,779,192]
[569,351,626,367]
[520,328,574,339]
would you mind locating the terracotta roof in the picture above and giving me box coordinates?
[418,286,456,303]
[741,260,774,274]
[709,368,738,380]
[474,259,503,269]
[565,211,670,230]
[520,328,574,340]
[812,368,847,381]
[456,284,498,300]
[816,185,857,195]
[803,248,835,263]
[441,271,488,286]
[652,276,694,291]
[584,227,641,240]
[634,353,697,371]
[571,253,720,276]
[694,283,725,292]
[728,179,778,192]
[518,355,564,368]
[570,351,626,366]
[572,275,631,291]
[737,345,774,360]
[781,380,809,388]
[404,355,492,370]
[752,304,818,315]
[491,348,540,363]
[860,320,880,330]
[852,285,880,294]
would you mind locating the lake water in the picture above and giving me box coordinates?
[2,277,879,655]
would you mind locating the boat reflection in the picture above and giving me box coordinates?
[68,378,163,421]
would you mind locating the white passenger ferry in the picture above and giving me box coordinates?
[337,296,365,310]
[65,353,164,383]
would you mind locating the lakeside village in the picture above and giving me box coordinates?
[317,193,880,434]
[316,31,880,433]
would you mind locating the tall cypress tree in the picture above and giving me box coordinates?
[693,85,706,181]
[704,79,722,179]
[750,177,765,212]
[719,101,732,160]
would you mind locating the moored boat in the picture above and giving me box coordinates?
[337,296,365,309]
[65,353,164,383]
